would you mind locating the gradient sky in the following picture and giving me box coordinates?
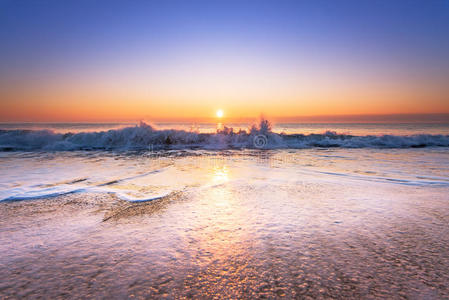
[1,0,449,122]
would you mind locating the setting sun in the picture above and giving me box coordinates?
[216,109,224,118]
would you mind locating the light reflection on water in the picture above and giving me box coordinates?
[0,150,449,298]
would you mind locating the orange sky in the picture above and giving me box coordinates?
[1,1,449,123]
[1,67,448,122]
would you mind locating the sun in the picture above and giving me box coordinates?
[216,109,224,118]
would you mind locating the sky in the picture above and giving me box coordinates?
[0,0,448,122]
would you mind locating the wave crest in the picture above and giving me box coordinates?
[1,122,448,151]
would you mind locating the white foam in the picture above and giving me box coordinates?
[1,122,448,151]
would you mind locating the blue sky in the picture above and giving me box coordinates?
[1,0,448,121]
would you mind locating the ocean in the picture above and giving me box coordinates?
[1,122,449,297]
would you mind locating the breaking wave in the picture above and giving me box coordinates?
[1,121,448,151]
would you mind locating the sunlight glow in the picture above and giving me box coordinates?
[216,109,224,118]
[211,164,229,185]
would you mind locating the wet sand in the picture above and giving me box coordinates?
[1,180,449,299]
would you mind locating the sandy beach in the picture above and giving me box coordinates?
[1,168,448,299]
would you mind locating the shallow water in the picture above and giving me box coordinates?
[1,148,449,201]
[1,149,449,298]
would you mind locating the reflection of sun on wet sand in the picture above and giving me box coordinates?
[1,166,449,299]
[1,150,449,298]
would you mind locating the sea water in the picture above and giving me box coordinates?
[1,122,449,297]
[0,122,448,201]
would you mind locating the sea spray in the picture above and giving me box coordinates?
[1,119,449,151]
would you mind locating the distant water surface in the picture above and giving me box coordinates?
[1,122,448,135]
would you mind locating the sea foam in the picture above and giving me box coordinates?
[0,121,448,151]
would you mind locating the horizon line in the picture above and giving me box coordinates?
[1,113,448,124]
